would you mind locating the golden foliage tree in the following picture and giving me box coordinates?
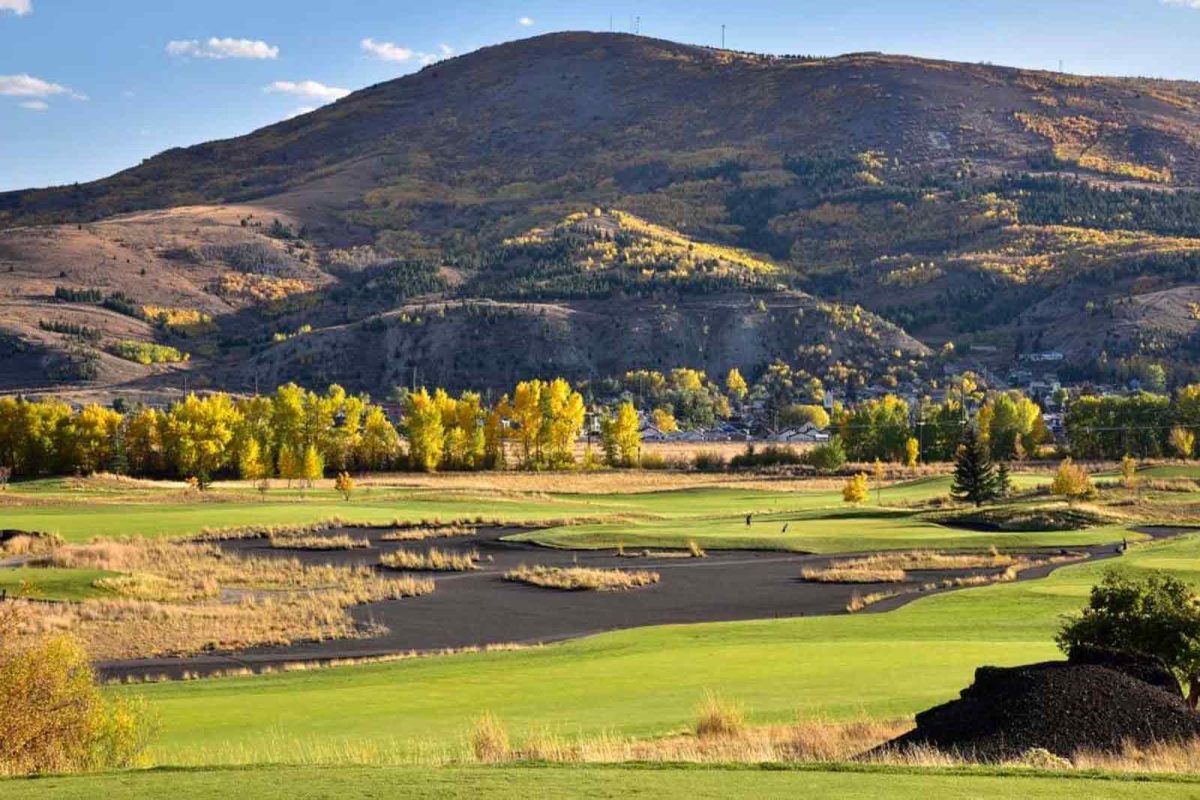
[725,368,748,401]
[402,388,445,473]
[0,607,151,775]
[842,473,869,504]
[335,471,355,501]
[1050,458,1094,503]
[1169,427,1196,460]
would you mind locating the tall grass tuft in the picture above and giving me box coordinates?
[380,548,480,572]
[471,714,511,763]
[694,691,745,738]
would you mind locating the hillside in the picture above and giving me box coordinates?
[4,31,1200,396]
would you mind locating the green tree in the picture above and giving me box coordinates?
[806,435,846,473]
[1058,569,1200,707]
[950,426,1000,507]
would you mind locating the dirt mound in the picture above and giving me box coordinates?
[888,648,1200,760]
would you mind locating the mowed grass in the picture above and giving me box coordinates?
[3,764,1198,800]
[0,567,117,601]
[110,527,1199,769]
[1,473,1112,555]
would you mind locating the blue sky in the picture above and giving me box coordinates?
[3,0,1200,192]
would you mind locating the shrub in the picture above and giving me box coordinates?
[807,435,847,472]
[695,692,745,738]
[471,713,511,763]
[1050,458,1094,503]
[0,608,152,775]
[730,444,805,470]
[335,471,355,501]
[842,473,869,504]
[692,450,727,473]
[639,452,669,470]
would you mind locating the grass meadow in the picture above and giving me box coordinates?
[2,465,1200,797]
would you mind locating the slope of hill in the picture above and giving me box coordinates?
[4,31,1200,395]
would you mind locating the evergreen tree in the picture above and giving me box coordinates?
[996,462,1012,497]
[950,426,1000,507]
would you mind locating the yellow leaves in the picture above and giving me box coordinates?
[217,273,312,303]
[111,340,189,365]
[842,473,869,504]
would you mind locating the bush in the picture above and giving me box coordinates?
[691,450,727,472]
[1050,458,1094,503]
[0,608,152,775]
[639,452,669,470]
[730,444,805,470]
[842,473,869,504]
[806,435,847,472]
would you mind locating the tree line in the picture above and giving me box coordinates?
[0,379,646,481]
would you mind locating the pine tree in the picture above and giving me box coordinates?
[951,426,1000,507]
[997,462,1012,497]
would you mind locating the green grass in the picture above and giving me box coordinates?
[114,525,1194,769]
[3,474,1119,555]
[2,764,1196,800]
[0,567,116,601]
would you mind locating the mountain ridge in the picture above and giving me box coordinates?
[4,31,1200,397]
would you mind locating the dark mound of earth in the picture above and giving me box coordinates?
[887,647,1200,760]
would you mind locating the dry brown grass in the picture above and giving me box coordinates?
[695,692,746,738]
[504,564,660,591]
[470,714,511,763]
[380,525,475,542]
[15,538,435,659]
[833,548,1017,573]
[510,717,912,765]
[0,532,64,557]
[267,534,370,551]
[846,590,903,612]
[380,548,481,572]
[801,566,907,584]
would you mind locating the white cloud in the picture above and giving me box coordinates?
[0,74,84,99]
[362,38,452,66]
[0,0,32,16]
[265,80,350,101]
[19,100,48,111]
[361,38,413,62]
[518,16,534,26]
[167,37,279,60]
[1163,0,1200,7]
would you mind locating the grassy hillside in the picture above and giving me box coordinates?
[5,32,1200,393]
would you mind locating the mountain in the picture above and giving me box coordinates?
[4,31,1200,397]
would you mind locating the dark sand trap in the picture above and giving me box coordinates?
[96,526,1187,681]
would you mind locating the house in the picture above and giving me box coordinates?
[770,423,830,444]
